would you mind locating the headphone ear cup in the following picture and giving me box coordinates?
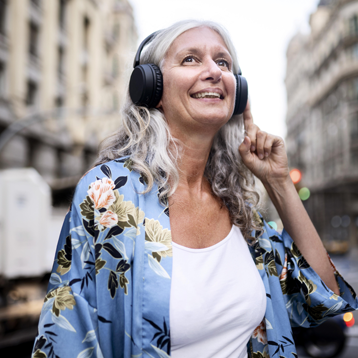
[150,64,163,108]
[129,64,163,108]
[233,74,248,115]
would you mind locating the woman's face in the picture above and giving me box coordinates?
[158,27,236,137]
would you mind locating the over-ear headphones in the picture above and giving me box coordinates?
[129,31,248,115]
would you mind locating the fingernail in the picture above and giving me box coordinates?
[251,145,255,151]
[244,136,250,145]
[259,153,264,159]
[265,152,269,157]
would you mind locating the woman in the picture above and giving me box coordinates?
[33,20,357,358]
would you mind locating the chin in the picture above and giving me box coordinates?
[194,111,231,125]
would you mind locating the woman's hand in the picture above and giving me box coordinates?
[238,102,290,186]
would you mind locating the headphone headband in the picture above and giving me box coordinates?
[133,31,160,68]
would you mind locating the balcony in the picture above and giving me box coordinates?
[313,33,356,75]
[309,51,358,106]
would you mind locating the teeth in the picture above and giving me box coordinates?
[192,92,221,99]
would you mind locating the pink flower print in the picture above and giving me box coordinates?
[99,210,118,228]
[88,178,116,209]
[252,319,267,344]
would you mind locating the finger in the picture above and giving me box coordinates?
[239,136,255,168]
[256,130,267,160]
[243,101,254,132]
[245,123,259,152]
[263,134,276,157]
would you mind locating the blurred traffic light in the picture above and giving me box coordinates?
[343,312,355,327]
[299,187,310,201]
[290,168,302,184]
[290,168,310,201]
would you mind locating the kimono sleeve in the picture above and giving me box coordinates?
[32,177,103,358]
[261,218,358,328]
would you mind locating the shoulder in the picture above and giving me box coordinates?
[79,157,133,184]
[72,157,144,207]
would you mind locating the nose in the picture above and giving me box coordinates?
[200,59,222,82]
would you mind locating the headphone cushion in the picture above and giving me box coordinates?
[149,64,163,108]
[233,74,248,115]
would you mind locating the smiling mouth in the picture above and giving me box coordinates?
[191,92,223,99]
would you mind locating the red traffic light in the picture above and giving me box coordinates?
[343,312,355,327]
[290,169,302,184]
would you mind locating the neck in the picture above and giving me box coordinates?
[171,130,215,194]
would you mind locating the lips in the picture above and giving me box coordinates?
[191,88,224,99]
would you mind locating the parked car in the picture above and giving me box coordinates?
[292,315,347,358]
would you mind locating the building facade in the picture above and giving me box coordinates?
[0,0,137,206]
[285,0,358,250]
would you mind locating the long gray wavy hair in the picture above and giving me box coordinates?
[95,20,261,240]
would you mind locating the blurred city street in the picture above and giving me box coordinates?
[1,0,358,357]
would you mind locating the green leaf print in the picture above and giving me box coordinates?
[80,196,94,221]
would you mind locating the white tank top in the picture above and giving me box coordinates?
[170,225,266,358]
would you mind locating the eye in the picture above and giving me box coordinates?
[182,55,199,64]
[216,59,230,69]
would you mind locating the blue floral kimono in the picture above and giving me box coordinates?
[32,158,358,358]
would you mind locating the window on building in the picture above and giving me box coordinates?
[55,96,65,116]
[29,22,39,57]
[349,15,358,35]
[0,62,6,96]
[112,56,118,78]
[82,65,87,83]
[55,96,64,108]
[26,81,38,107]
[113,93,118,111]
[82,92,88,116]
[58,46,65,78]
[26,139,37,168]
[58,0,66,29]
[351,148,358,167]
[350,44,358,60]
[347,78,358,101]
[113,23,120,40]
[0,0,6,35]
[351,113,358,141]
[83,17,90,51]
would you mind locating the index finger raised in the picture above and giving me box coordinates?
[243,101,254,130]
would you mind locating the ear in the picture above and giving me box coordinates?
[156,98,163,110]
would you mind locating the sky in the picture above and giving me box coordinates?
[129,0,320,139]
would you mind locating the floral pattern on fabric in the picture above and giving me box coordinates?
[33,157,358,358]
[247,212,358,357]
